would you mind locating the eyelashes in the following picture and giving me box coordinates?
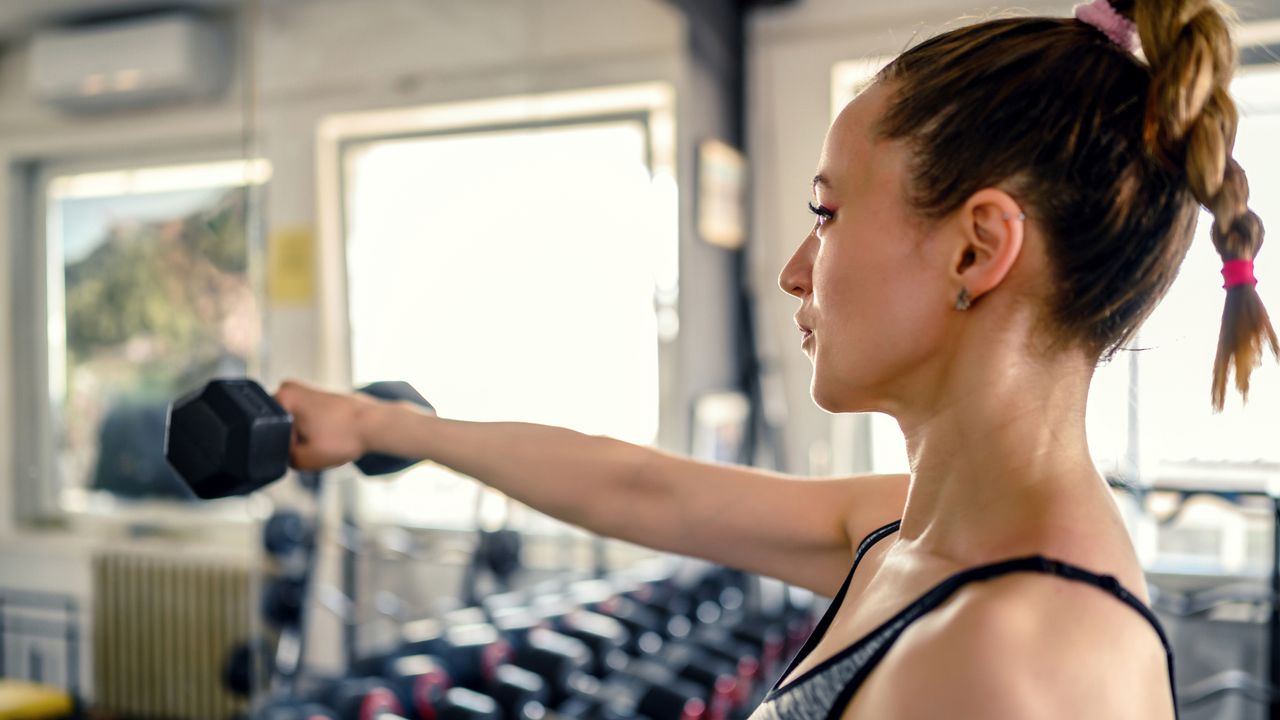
[807,201,834,225]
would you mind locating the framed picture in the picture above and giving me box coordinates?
[697,139,747,249]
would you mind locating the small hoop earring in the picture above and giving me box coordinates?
[1003,211,1027,221]
[955,287,972,311]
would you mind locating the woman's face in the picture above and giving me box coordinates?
[778,82,955,414]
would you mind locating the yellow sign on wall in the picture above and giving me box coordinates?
[267,226,316,304]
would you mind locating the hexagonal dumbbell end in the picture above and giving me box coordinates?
[164,379,294,499]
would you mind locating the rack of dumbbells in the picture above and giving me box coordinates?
[256,559,816,720]
[239,469,820,720]
[232,493,820,719]
[165,379,823,720]
[1111,480,1280,720]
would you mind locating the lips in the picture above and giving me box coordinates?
[795,317,813,344]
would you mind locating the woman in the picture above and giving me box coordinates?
[276,0,1276,716]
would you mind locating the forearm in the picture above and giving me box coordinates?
[359,401,659,531]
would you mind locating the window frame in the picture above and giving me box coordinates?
[315,82,679,384]
[315,83,680,532]
[10,146,268,527]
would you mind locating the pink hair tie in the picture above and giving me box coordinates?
[1222,259,1258,289]
[1073,0,1140,53]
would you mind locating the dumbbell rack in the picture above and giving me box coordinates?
[247,488,822,720]
[258,470,365,701]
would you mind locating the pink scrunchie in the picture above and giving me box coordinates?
[1074,0,1140,53]
[1222,259,1258,289]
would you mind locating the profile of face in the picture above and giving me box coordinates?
[778,81,1027,415]
[777,82,941,414]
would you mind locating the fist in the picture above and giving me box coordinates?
[274,380,378,471]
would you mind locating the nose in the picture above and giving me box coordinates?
[778,232,815,299]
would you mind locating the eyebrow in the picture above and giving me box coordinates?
[812,174,830,192]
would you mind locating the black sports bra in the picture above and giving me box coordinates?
[747,520,1179,719]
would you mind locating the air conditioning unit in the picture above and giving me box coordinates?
[29,13,229,112]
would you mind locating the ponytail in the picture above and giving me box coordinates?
[1123,0,1278,409]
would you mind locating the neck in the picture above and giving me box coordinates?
[891,342,1105,562]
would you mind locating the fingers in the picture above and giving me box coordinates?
[272,379,365,472]
[277,380,320,470]
[274,379,307,411]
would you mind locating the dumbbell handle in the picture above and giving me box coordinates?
[350,381,434,475]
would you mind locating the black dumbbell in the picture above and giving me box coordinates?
[399,620,514,690]
[321,676,404,720]
[378,619,554,713]
[383,654,544,720]
[264,508,313,558]
[553,611,630,678]
[263,574,307,628]
[376,684,504,720]
[717,615,786,680]
[602,653,708,720]
[250,700,340,720]
[512,628,594,707]
[223,637,272,697]
[590,597,666,656]
[487,665,549,720]
[394,621,559,719]
[436,688,502,720]
[490,607,548,654]
[385,655,450,718]
[648,642,740,720]
[165,378,432,499]
[561,659,703,720]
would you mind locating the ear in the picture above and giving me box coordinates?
[947,188,1025,304]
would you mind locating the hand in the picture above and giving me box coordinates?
[274,380,380,471]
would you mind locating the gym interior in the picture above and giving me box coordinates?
[0,0,1278,718]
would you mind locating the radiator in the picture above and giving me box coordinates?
[93,551,254,719]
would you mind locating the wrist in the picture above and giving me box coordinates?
[354,394,395,456]
[354,396,434,458]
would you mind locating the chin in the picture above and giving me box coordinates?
[811,370,881,415]
[811,381,862,414]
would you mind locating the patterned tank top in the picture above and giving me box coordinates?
[747,520,1179,719]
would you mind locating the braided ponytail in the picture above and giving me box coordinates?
[1121,0,1278,410]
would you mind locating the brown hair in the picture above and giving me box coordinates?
[872,0,1277,410]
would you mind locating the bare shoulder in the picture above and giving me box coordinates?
[846,570,1174,719]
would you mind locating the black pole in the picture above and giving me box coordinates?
[66,597,79,698]
[1270,495,1280,719]
[341,476,360,672]
[0,597,6,678]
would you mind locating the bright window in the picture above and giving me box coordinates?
[337,96,677,531]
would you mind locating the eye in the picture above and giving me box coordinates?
[807,201,834,226]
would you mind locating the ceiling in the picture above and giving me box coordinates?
[0,0,1275,42]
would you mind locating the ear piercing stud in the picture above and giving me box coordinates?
[955,213,1022,311]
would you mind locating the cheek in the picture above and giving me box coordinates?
[817,245,944,361]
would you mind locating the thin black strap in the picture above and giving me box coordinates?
[823,555,1179,720]
[770,519,902,692]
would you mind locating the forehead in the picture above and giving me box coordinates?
[816,82,899,197]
